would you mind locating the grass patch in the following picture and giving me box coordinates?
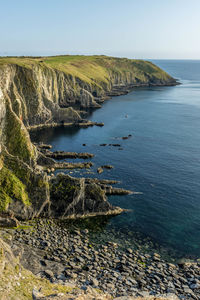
[0,166,30,212]
[0,55,174,89]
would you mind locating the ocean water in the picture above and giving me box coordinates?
[31,60,200,259]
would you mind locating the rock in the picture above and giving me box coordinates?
[37,143,52,150]
[109,144,121,147]
[127,248,133,254]
[0,213,19,228]
[106,187,133,195]
[32,288,44,300]
[91,278,99,286]
[95,122,104,127]
[44,269,54,279]
[101,165,114,170]
[50,161,93,170]
[100,144,107,146]
[97,167,104,174]
[45,151,94,159]
[50,174,123,218]
[190,283,200,289]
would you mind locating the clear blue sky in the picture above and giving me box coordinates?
[1,0,200,59]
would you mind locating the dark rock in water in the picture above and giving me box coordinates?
[82,144,86,146]
[84,177,133,195]
[105,187,133,195]
[101,165,114,170]
[37,143,52,150]
[48,162,93,170]
[100,144,107,146]
[45,151,94,159]
[85,178,119,185]
[97,167,104,174]
[122,136,129,140]
[50,174,123,218]
[109,144,121,147]
[95,122,104,127]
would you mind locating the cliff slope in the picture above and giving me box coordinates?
[0,55,177,127]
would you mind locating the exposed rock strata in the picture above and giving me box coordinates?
[50,174,123,218]
[42,150,94,160]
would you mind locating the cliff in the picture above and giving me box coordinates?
[0,55,177,127]
[0,55,177,220]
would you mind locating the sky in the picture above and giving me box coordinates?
[0,0,200,59]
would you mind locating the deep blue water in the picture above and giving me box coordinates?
[31,60,200,259]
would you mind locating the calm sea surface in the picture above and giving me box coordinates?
[31,60,200,259]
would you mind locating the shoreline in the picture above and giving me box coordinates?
[1,219,199,299]
[27,80,179,132]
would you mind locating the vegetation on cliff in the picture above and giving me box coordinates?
[0,55,176,89]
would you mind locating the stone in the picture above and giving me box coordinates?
[44,269,54,279]
[0,213,19,228]
[127,248,133,254]
[97,167,103,174]
[91,278,99,286]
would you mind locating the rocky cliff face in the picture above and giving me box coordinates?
[0,56,177,128]
[0,64,83,127]
[0,56,177,221]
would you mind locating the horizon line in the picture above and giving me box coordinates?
[0,54,200,61]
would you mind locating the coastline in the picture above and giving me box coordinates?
[27,80,179,131]
[1,56,197,299]
[1,219,199,299]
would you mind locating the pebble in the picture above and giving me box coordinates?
[4,219,200,299]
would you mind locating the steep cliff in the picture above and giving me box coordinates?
[0,55,177,220]
[0,55,177,127]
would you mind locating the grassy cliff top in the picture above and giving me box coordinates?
[0,55,175,85]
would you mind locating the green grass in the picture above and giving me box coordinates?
[0,166,30,212]
[0,55,174,88]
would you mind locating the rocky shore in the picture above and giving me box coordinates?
[1,220,199,299]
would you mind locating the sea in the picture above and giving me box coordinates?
[31,60,200,261]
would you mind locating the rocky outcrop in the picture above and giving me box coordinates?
[50,174,123,218]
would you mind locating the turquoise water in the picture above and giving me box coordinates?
[31,60,200,259]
